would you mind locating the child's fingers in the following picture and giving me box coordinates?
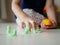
[30,21,38,30]
[22,22,33,31]
[21,22,26,29]
[41,22,46,29]
[34,22,38,30]
[47,21,56,28]
[28,22,32,31]
[52,21,57,28]
[50,19,57,28]
[30,21,35,30]
[21,20,39,30]
[41,20,56,29]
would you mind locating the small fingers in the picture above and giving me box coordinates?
[21,22,26,29]
[30,21,39,30]
[41,22,46,29]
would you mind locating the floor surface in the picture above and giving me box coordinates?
[0,23,60,45]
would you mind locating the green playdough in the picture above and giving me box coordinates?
[6,25,17,36]
[7,25,11,33]
[31,29,41,34]
[23,23,41,35]
[23,24,30,35]
[12,29,17,36]
[6,25,11,36]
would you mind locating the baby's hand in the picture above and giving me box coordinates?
[41,19,57,29]
[49,20,57,28]
[21,15,39,30]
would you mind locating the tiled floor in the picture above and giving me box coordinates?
[0,23,60,45]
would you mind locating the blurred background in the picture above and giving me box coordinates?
[0,0,60,24]
[0,0,15,22]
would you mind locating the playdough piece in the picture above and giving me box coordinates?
[12,29,17,36]
[7,25,11,33]
[6,25,11,36]
[6,25,17,36]
[31,29,41,34]
[23,24,30,35]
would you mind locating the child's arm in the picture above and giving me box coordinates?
[11,0,39,30]
[41,0,57,29]
[46,0,57,25]
[12,0,28,20]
